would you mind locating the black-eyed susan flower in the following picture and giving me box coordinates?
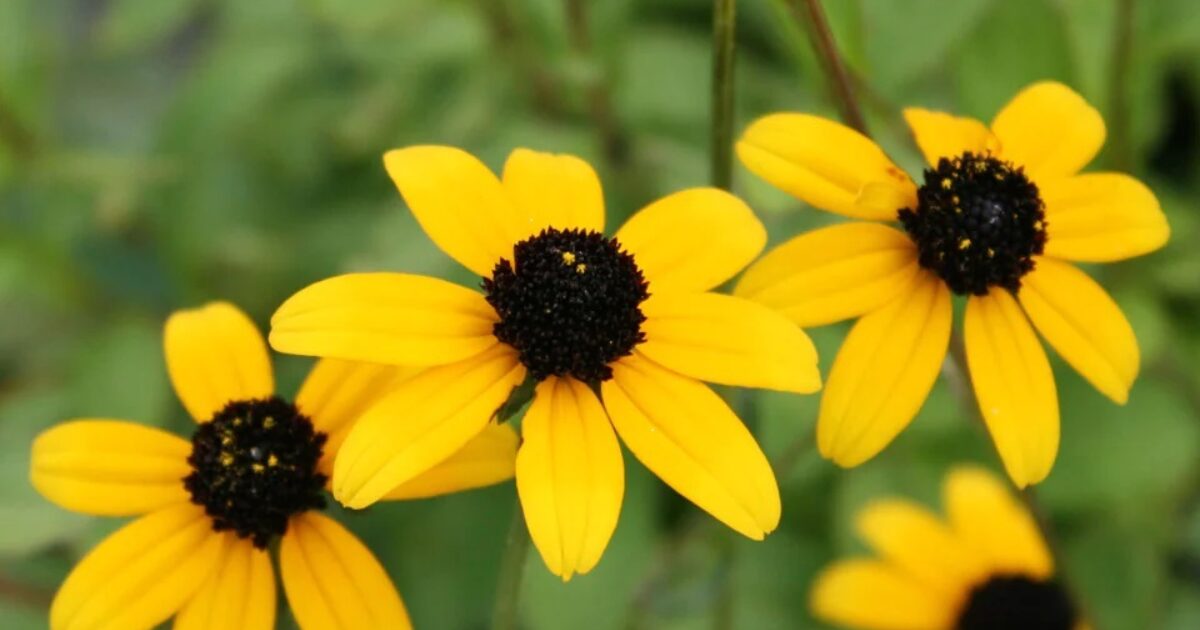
[31,302,518,630]
[811,466,1087,630]
[735,81,1170,487]
[270,146,823,579]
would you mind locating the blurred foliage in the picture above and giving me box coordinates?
[2,0,1200,628]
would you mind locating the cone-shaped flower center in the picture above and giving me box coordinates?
[900,152,1047,295]
[956,574,1076,630]
[185,397,327,548]
[484,227,649,383]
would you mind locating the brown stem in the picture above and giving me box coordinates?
[789,0,867,133]
[566,0,629,165]
[0,573,54,610]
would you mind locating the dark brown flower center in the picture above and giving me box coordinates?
[956,574,1077,630]
[899,152,1047,295]
[483,227,649,383]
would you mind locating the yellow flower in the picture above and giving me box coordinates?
[31,302,518,630]
[270,146,822,579]
[735,81,1170,487]
[810,466,1088,630]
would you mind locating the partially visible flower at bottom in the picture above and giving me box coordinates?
[30,302,518,630]
[811,466,1088,630]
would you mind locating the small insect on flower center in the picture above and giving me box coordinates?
[956,574,1077,630]
[899,152,1047,295]
[483,227,649,383]
[185,397,327,548]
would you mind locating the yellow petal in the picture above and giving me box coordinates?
[818,272,952,467]
[964,290,1059,488]
[638,292,820,393]
[990,81,1105,179]
[737,113,916,220]
[734,222,920,327]
[51,504,225,630]
[903,107,998,166]
[174,539,275,630]
[602,353,779,539]
[1019,258,1139,404]
[280,512,411,630]
[943,466,1053,578]
[295,358,420,474]
[517,377,624,580]
[270,273,499,367]
[383,145,529,277]
[614,188,766,292]
[855,499,990,597]
[383,422,519,500]
[333,345,526,508]
[165,302,274,422]
[810,559,955,630]
[501,148,605,236]
[1040,172,1170,262]
[31,420,192,516]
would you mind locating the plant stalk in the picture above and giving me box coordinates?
[491,501,531,630]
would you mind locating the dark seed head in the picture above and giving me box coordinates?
[483,227,649,383]
[184,397,327,548]
[956,574,1077,630]
[899,152,1047,295]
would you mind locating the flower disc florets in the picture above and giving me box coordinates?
[185,397,327,548]
[956,575,1076,630]
[899,152,1047,295]
[484,227,649,383]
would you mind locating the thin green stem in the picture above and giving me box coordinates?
[491,501,531,630]
[1109,0,1135,171]
[790,0,867,133]
[710,0,737,190]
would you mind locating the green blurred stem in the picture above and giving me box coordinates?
[1109,0,1135,171]
[790,0,867,133]
[491,502,531,630]
[710,0,737,191]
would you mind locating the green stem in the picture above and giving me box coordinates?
[491,501,531,630]
[710,0,737,190]
[1109,0,1135,171]
[791,0,867,133]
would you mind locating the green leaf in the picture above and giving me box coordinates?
[96,0,199,55]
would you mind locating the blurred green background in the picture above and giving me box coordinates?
[2,0,1199,628]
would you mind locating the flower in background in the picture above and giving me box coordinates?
[31,302,517,630]
[811,466,1087,630]
[736,81,1169,487]
[270,146,822,579]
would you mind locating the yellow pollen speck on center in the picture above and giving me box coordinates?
[263,417,275,429]
[959,238,972,250]
[940,178,952,190]
[267,454,279,467]
[252,463,265,473]
[561,251,576,265]
[220,452,234,467]
[575,263,587,274]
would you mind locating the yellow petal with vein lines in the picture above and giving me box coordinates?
[943,466,1053,578]
[855,499,990,597]
[333,345,526,508]
[1041,172,1169,262]
[31,420,191,516]
[518,377,624,580]
[1020,257,1138,404]
[165,302,274,422]
[903,107,998,167]
[296,358,420,474]
[991,81,1105,180]
[818,271,952,467]
[615,188,765,292]
[280,512,411,630]
[502,148,605,236]
[174,538,275,630]
[602,353,779,539]
[964,291,1059,487]
[270,273,499,367]
[384,422,519,500]
[639,292,820,393]
[384,145,529,277]
[51,504,225,630]
[810,559,955,630]
[737,113,916,220]
[735,222,920,327]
